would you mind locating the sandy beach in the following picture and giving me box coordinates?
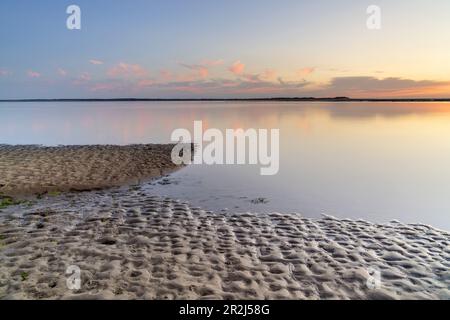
[0,145,449,300]
[0,144,183,196]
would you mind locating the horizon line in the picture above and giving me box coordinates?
[2,97,450,103]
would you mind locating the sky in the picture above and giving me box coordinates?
[1,0,450,99]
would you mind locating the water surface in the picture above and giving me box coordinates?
[1,101,450,230]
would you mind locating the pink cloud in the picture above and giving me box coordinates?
[79,72,91,81]
[198,67,209,78]
[261,69,277,81]
[27,70,41,78]
[107,62,148,78]
[235,69,277,84]
[0,69,11,76]
[242,73,261,82]
[89,59,104,65]
[297,67,315,77]
[159,69,173,81]
[178,59,224,80]
[179,63,209,78]
[57,68,67,76]
[229,61,245,75]
[73,72,91,85]
[174,73,197,82]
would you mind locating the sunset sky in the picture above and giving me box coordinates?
[1,0,450,99]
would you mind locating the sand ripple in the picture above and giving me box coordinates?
[0,144,182,196]
[0,187,448,300]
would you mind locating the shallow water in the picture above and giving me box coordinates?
[1,101,450,230]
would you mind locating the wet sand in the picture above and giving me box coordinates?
[0,144,183,196]
[0,145,449,300]
[1,187,449,300]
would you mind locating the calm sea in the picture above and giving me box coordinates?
[1,101,450,230]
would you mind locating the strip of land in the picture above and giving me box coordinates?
[0,144,182,196]
[1,97,450,102]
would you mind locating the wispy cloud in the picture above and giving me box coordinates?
[27,70,41,78]
[73,72,92,85]
[297,67,315,77]
[107,62,148,78]
[159,69,173,81]
[70,70,450,99]
[57,68,67,76]
[179,59,223,79]
[81,73,311,97]
[261,69,277,81]
[0,69,11,76]
[229,61,245,75]
[241,73,262,82]
[235,68,277,84]
[137,79,155,88]
[179,63,209,78]
[89,59,104,65]
[79,72,91,81]
[140,77,310,96]
[42,56,450,98]
[201,59,224,67]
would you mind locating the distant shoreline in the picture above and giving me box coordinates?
[1,97,450,103]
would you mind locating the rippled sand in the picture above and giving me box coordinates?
[0,144,181,196]
[1,186,448,300]
[0,144,449,300]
